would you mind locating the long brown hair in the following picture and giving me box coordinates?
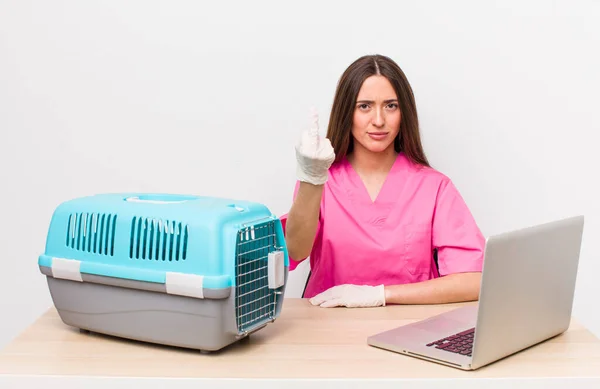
[326,54,430,167]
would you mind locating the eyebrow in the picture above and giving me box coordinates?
[356,99,398,104]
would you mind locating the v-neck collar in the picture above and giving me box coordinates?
[343,152,404,205]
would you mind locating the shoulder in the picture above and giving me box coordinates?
[400,153,451,186]
[328,159,345,175]
[323,157,350,185]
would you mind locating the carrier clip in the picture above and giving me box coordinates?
[51,257,83,282]
[165,272,204,299]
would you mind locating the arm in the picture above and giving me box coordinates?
[285,182,323,261]
[384,272,481,305]
[287,109,335,261]
[309,272,481,308]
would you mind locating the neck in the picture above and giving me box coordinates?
[347,143,398,174]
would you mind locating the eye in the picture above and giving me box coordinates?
[386,103,399,109]
[357,103,370,110]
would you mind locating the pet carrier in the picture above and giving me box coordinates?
[38,193,289,352]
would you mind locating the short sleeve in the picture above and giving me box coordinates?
[279,180,321,271]
[432,179,485,276]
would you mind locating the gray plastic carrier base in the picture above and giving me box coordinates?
[40,266,284,352]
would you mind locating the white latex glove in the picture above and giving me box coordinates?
[309,284,386,308]
[295,107,336,186]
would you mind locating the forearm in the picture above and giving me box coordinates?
[285,182,323,261]
[384,272,481,305]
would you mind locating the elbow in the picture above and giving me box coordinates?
[285,238,310,263]
[446,272,481,302]
[469,272,482,301]
[286,245,310,263]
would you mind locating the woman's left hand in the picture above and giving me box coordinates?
[309,284,386,308]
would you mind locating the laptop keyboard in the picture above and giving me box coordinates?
[426,327,474,357]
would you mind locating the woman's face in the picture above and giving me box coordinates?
[351,75,401,154]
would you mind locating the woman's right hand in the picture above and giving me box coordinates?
[295,108,335,186]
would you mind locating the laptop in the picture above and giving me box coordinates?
[367,215,584,370]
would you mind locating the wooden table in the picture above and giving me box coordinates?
[1,298,600,388]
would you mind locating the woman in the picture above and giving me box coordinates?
[283,54,485,308]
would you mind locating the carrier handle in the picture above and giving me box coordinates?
[125,194,197,204]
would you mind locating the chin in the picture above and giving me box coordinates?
[365,142,394,154]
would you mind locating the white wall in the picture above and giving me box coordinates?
[1,0,599,349]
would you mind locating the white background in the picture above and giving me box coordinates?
[0,0,599,351]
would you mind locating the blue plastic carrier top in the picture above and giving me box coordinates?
[38,193,289,290]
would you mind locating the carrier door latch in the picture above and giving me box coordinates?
[268,251,284,289]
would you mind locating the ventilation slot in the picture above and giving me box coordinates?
[129,217,188,261]
[65,213,117,256]
[235,221,278,334]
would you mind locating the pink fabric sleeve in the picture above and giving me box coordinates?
[432,179,485,276]
[279,181,320,271]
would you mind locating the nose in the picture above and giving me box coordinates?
[372,107,385,128]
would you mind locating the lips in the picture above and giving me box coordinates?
[368,132,389,140]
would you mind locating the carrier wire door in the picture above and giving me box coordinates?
[235,220,280,334]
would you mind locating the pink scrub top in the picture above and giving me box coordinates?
[280,152,485,299]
